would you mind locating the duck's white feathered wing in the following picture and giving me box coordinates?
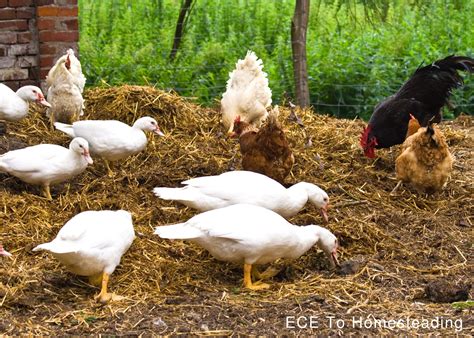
[155,204,289,243]
[154,171,285,211]
[33,210,135,254]
[0,144,66,173]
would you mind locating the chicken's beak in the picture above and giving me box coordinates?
[153,127,165,137]
[320,204,329,223]
[36,94,51,107]
[228,131,237,138]
[83,151,93,164]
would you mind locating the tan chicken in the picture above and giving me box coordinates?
[395,123,454,193]
[221,51,272,134]
[46,55,84,126]
[232,106,294,184]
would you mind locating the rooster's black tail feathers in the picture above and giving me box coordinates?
[432,55,474,73]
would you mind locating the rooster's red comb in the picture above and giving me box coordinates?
[360,125,371,149]
[234,115,241,123]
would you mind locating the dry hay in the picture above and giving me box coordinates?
[0,84,472,335]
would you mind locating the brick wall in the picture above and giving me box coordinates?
[0,0,78,91]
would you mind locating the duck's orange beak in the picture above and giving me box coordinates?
[36,93,51,107]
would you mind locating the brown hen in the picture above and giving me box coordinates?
[395,123,453,193]
[232,106,295,184]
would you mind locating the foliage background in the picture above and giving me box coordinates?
[78,0,474,120]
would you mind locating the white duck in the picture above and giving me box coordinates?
[221,50,272,134]
[0,83,51,121]
[155,204,339,290]
[0,244,12,257]
[154,171,330,222]
[0,137,93,200]
[54,117,164,176]
[33,210,135,303]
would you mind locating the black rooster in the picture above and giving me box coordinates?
[360,55,474,158]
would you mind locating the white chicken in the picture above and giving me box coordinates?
[46,49,86,95]
[46,57,84,126]
[46,49,86,121]
[221,51,272,134]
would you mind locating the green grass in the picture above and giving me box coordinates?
[78,0,474,119]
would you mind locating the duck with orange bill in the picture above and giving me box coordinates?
[0,83,51,122]
[155,204,339,290]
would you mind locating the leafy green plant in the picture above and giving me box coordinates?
[78,0,474,120]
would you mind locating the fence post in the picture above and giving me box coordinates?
[291,0,310,107]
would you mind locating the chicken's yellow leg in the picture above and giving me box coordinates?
[104,160,114,177]
[94,272,124,303]
[244,263,270,290]
[42,184,52,200]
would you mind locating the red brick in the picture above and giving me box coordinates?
[16,7,34,19]
[39,43,58,54]
[0,8,16,20]
[18,56,37,67]
[37,18,55,30]
[39,55,55,67]
[0,0,8,7]
[0,32,16,44]
[16,31,31,43]
[35,0,54,5]
[8,43,28,55]
[8,0,32,7]
[0,68,28,81]
[0,20,28,31]
[2,80,19,90]
[39,68,49,79]
[59,18,78,30]
[19,79,37,87]
[37,5,77,17]
[57,0,78,5]
[28,66,39,78]
[0,56,15,68]
[39,30,78,42]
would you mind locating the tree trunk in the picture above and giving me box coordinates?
[291,0,310,107]
[169,0,194,61]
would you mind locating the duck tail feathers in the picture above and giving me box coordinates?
[154,223,202,239]
[33,241,79,254]
[153,187,195,201]
[54,122,76,138]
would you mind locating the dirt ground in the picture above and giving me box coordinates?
[0,86,472,335]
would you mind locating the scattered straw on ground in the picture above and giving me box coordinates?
[0,85,472,335]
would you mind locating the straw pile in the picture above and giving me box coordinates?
[0,85,472,335]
